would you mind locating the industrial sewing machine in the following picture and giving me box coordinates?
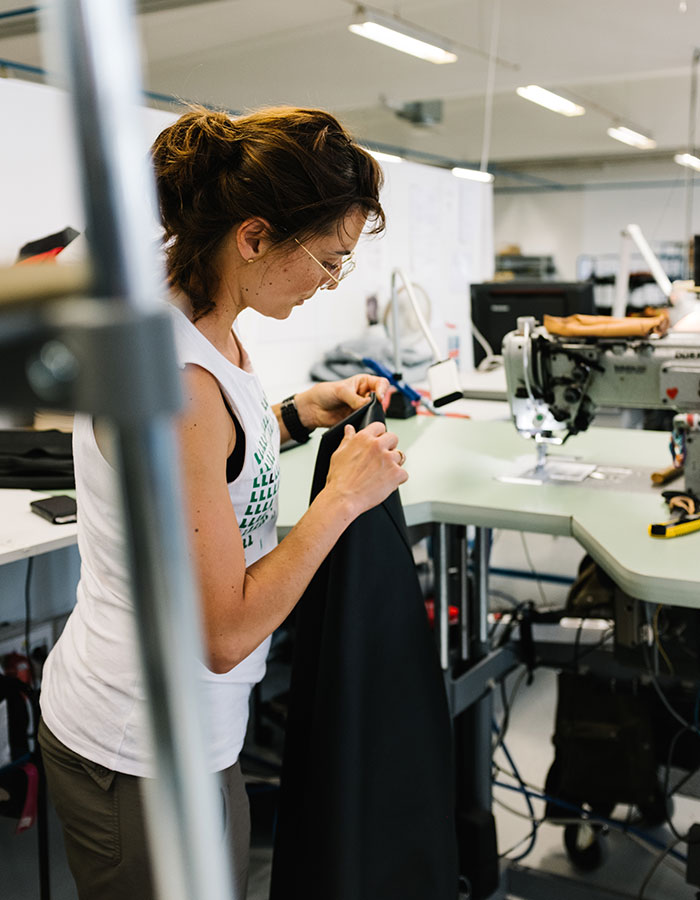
[502,315,700,884]
[502,316,700,496]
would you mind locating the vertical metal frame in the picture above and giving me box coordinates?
[36,2,236,898]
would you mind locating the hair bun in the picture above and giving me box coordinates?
[192,108,243,170]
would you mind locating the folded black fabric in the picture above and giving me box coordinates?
[270,396,458,900]
[0,430,74,489]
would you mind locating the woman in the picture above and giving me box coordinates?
[38,105,408,899]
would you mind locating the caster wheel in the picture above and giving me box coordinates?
[564,822,605,871]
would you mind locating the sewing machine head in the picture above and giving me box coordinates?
[502,315,700,490]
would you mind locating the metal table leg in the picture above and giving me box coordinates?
[432,523,500,899]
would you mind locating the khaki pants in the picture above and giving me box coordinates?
[38,719,250,899]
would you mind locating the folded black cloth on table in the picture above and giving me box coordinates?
[270,395,459,900]
[0,430,74,489]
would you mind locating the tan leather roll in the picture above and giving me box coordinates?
[543,312,669,338]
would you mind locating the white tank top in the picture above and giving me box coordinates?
[41,305,280,776]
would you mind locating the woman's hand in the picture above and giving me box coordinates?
[294,375,390,430]
[323,421,408,519]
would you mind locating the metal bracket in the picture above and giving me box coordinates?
[0,298,182,421]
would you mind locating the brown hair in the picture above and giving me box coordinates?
[151,105,385,319]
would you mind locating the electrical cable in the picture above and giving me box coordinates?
[23,556,37,751]
[492,779,688,864]
[492,706,692,874]
[488,587,520,607]
[494,798,686,882]
[662,724,700,844]
[644,657,696,734]
[470,319,503,372]
[497,827,540,861]
[492,666,528,752]
[24,555,33,681]
[637,837,684,899]
[547,815,687,880]
[571,627,614,668]
[492,793,539,823]
[666,755,700,801]
[641,607,696,733]
[491,729,539,862]
[488,612,509,644]
[653,603,675,676]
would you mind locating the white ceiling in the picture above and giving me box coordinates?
[1,0,699,187]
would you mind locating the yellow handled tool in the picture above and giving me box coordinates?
[649,515,700,538]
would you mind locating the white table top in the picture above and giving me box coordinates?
[277,417,700,609]
[0,489,78,564]
[3,417,697,609]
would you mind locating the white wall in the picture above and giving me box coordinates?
[1,78,493,397]
[239,159,494,394]
[494,181,694,283]
[0,78,174,265]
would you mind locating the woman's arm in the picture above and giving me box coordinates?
[179,365,405,674]
[272,374,390,443]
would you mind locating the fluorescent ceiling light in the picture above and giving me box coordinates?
[368,149,403,163]
[675,152,700,171]
[516,85,585,117]
[607,126,656,150]
[349,8,457,65]
[451,167,494,183]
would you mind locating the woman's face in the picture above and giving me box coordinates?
[237,207,367,319]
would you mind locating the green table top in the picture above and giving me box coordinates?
[278,417,699,609]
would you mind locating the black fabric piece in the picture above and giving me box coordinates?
[270,395,459,900]
[219,391,246,484]
[0,430,74,489]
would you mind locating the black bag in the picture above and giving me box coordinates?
[544,672,661,819]
[0,429,74,489]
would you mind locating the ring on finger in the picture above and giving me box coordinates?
[397,449,406,467]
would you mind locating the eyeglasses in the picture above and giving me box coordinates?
[293,237,356,290]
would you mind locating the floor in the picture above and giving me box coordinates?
[1,531,698,899]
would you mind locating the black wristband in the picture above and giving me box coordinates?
[280,395,312,444]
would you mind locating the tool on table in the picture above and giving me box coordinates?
[649,490,700,538]
[651,464,684,486]
[361,355,422,404]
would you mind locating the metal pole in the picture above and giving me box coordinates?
[434,523,450,670]
[41,2,234,898]
[458,526,470,662]
[625,224,673,298]
[612,230,631,318]
[469,526,492,812]
[685,49,700,275]
[473,527,489,652]
[390,269,401,375]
